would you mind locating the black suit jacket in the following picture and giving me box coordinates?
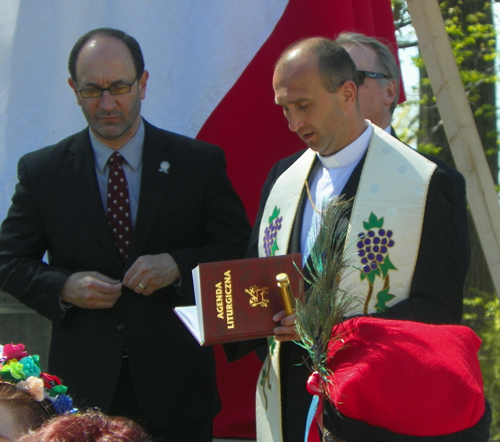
[0,120,251,429]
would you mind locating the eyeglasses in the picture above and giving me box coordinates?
[357,70,391,85]
[77,76,139,98]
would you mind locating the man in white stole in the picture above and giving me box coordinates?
[244,38,464,442]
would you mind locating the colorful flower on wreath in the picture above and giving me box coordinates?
[16,376,45,401]
[52,394,74,415]
[0,360,26,382]
[19,355,41,379]
[2,343,28,361]
[0,343,77,416]
[48,383,69,398]
[41,372,63,391]
[263,206,283,257]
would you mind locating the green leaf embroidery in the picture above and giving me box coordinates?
[375,287,396,312]
[379,255,398,279]
[363,212,384,230]
[268,206,280,225]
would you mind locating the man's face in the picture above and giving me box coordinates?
[68,36,148,149]
[273,53,350,157]
[343,44,395,129]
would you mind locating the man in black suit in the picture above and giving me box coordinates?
[245,37,465,442]
[336,31,470,275]
[0,28,250,442]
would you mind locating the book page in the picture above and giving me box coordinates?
[192,266,205,337]
[174,306,204,344]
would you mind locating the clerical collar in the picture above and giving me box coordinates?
[317,121,372,169]
[91,118,145,173]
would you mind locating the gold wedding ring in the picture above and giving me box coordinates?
[138,283,145,289]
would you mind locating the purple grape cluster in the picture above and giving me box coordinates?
[357,228,395,274]
[263,216,283,257]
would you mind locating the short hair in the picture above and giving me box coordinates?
[0,383,53,433]
[18,410,152,442]
[336,32,400,113]
[276,37,359,93]
[68,28,145,82]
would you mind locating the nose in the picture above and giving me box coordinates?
[287,112,304,133]
[98,90,117,111]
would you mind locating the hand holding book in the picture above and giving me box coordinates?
[174,254,302,346]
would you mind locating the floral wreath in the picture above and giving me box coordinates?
[0,343,77,415]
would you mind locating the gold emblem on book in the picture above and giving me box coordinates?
[246,285,270,308]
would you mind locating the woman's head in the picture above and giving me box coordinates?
[0,343,74,441]
[18,410,152,442]
[0,383,52,441]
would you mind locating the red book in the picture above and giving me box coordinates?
[175,253,303,346]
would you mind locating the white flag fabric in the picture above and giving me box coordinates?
[0,0,288,219]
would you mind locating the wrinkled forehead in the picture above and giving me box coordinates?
[273,50,320,86]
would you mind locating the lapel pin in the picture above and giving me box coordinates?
[158,161,170,174]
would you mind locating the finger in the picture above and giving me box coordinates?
[123,257,145,286]
[122,265,136,287]
[142,286,155,296]
[272,310,287,322]
[133,281,148,294]
[272,310,296,325]
[87,279,123,295]
[280,313,296,327]
[123,262,151,290]
[89,271,122,285]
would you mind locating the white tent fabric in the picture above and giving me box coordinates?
[0,0,288,219]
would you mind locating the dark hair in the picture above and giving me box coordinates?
[336,32,400,113]
[0,383,53,433]
[276,37,359,93]
[68,28,145,82]
[18,410,152,442]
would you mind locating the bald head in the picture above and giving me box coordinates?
[273,37,367,156]
[276,37,359,93]
[68,28,144,82]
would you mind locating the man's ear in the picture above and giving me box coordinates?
[384,78,398,107]
[68,78,82,106]
[138,70,149,100]
[339,80,357,111]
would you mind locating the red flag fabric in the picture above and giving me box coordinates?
[196,0,402,438]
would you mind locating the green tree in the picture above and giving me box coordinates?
[393,0,500,438]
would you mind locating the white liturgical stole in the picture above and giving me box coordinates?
[255,125,436,442]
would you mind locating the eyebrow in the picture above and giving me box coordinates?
[275,97,309,106]
[81,79,129,87]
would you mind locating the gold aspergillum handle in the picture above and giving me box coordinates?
[276,273,295,316]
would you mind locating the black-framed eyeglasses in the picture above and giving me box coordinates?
[357,70,391,85]
[77,75,139,98]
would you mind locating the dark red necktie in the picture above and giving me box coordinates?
[107,152,132,261]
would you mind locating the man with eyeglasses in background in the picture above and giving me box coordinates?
[336,32,470,278]
[0,28,250,442]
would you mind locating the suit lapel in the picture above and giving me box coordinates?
[340,151,367,200]
[65,129,123,268]
[128,122,174,263]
